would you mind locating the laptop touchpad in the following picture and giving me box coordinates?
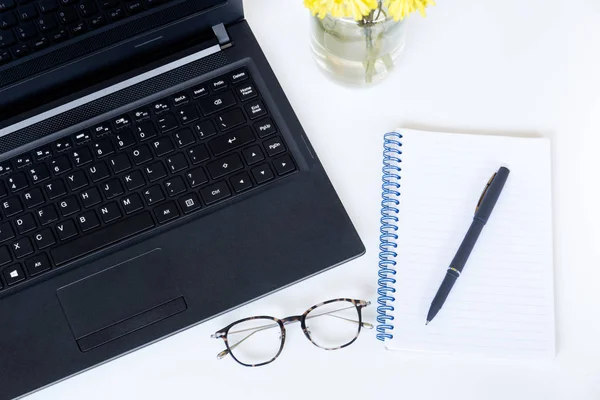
[57,249,186,352]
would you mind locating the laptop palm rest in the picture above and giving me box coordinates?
[56,249,186,352]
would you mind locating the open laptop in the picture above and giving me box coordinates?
[0,1,365,398]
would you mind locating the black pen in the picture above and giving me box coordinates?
[426,166,510,325]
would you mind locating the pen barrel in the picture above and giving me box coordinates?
[448,219,486,274]
[427,272,458,322]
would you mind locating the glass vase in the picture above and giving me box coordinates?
[310,12,406,86]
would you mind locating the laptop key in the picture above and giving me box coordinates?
[193,120,217,140]
[208,126,254,156]
[77,210,99,232]
[251,164,275,185]
[176,104,199,125]
[15,213,36,234]
[89,13,106,28]
[158,114,178,133]
[0,246,10,265]
[166,153,188,173]
[99,202,121,224]
[273,154,296,176]
[8,171,28,192]
[164,176,186,197]
[131,144,153,165]
[264,136,286,157]
[0,222,15,243]
[66,170,88,191]
[230,172,253,193]
[185,167,207,188]
[144,161,167,182]
[57,195,80,217]
[23,187,44,208]
[143,185,164,205]
[38,0,58,13]
[102,179,124,199]
[88,162,110,182]
[230,68,249,84]
[115,129,136,150]
[15,22,36,39]
[207,153,243,179]
[50,155,72,175]
[33,228,55,249]
[52,212,155,266]
[80,187,102,208]
[2,196,22,217]
[135,121,157,141]
[121,193,143,214]
[0,50,12,65]
[173,128,195,148]
[200,181,231,205]
[107,7,126,21]
[0,30,15,47]
[55,220,77,241]
[12,237,34,258]
[25,254,51,276]
[179,193,201,213]
[154,201,179,224]
[123,170,145,191]
[37,204,58,225]
[216,108,246,131]
[57,7,77,24]
[187,144,209,165]
[245,100,267,120]
[198,91,236,115]
[28,164,50,183]
[93,138,115,158]
[152,137,174,157]
[3,264,25,285]
[241,145,264,166]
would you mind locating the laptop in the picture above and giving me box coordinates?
[0,1,365,398]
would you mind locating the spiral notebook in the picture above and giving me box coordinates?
[377,129,555,359]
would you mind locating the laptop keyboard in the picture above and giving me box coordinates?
[0,0,174,64]
[0,67,297,291]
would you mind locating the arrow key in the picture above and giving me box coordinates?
[242,145,264,165]
[230,172,253,193]
[273,154,296,176]
[251,164,274,185]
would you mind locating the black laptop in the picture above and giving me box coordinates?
[0,1,364,398]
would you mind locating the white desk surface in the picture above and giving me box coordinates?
[28,0,600,399]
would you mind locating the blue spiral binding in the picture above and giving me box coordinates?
[376,131,402,341]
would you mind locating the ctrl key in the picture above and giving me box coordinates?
[3,264,25,286]
[200,181,231,205]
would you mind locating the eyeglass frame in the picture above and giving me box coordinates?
[211,298,372,367]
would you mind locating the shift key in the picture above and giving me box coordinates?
[198,91,236,115]
[208,126,255,156]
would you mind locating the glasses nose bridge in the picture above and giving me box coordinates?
[281,315,303,325]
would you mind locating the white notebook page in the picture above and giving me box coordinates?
[386,129,555,358]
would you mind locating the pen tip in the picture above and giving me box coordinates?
[425,320,430,326]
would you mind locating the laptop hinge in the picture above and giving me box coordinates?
[212,23,233,50]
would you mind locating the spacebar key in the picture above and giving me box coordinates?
[51,212,156,266]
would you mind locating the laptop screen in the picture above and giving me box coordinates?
[0,0,242,127]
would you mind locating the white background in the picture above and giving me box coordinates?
[28,0,600,399]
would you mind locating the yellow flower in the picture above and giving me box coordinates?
[384,0,436,21]
[304,0,379,20]
[304,0,435,21]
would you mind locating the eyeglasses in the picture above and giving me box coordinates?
[211,298,373,367]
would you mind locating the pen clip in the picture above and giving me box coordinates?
[475,172,497,214]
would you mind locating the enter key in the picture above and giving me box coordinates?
[208,126,255,156]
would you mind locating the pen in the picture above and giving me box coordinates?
[426,166,510,325]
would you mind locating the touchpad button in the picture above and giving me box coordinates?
[56,249,186,352]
